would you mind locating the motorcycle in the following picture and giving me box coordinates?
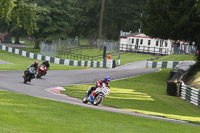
[36,64,47,78]
[23,67,36,83]
[82,83,110,106]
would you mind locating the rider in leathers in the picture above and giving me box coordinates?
[23,61,38,79]
[87,77,111,98]
[40,60,50,76]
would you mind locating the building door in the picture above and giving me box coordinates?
[135,38,139,50]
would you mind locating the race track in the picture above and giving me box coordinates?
[0,60,199,126]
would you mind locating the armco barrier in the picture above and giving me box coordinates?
[146,61,180,68]
[181,82,200,108]
[147,59,199,108]
[0,44,113,68]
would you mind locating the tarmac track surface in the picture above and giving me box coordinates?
[0,60,199,127]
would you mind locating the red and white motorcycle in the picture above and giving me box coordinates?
[36,65,47,78]
[82,83,110,106]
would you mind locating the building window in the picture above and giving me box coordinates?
[140,39,143,45]
[148,40,151,45]
[156,41,159,46]
[132,39,134,44]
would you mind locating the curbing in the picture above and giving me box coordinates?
[146,60,180,68]
[0,44,113,68]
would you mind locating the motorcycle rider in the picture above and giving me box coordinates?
[40,60,50,76]
[30,61,39,70]
[23,61,38,79]
[87,77,111,97]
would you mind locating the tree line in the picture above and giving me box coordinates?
[1,0,200,58]
[0,0,145,48]
[142,0,200,64]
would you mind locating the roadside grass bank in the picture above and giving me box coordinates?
[154,54,194,61]
[187,69,200,90]
[63,69,200,124]
[0,50,83,70]
[0,90,199,133]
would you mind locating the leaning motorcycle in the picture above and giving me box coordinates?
[82,83,110,106]
[23,67,36,83]
[36,65,47,78]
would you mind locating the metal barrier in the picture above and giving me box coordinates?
[0,44,111,68]
[181,82,200,107]
[146,60,200,107]
[146,61,180,68]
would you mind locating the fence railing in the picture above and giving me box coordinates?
[120,44,170,55]
[62,53,102,61]
[181,82,200,107]
[170,46,196,55]
[120,44,196,55]
[80,45,97,50]
[58,46,79,55]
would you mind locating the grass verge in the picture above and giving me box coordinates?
[0,90,199,133]
[187,70,200,90]
[63,69,200,124]
[0,50,83,70]
[155,54,195,61]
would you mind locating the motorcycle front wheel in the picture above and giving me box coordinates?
[36,74,41,78]
[82,97,88,104]
[24,76,29,84]
[93,95,103,106]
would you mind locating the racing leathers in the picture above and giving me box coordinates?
[87,79,110,97]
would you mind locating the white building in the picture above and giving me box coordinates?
[120,33,173,55]
[120,32,196,55]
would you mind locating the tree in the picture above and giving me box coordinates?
[30,0,79,49]
[70,0,101,39]
[0,0,16,21]
[0,0,45,43]
[142,0,200,63]
[73,0,146,40]
[103,0,146,40]
[99,0,105,39]
[142,0,200,41]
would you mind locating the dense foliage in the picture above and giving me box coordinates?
[142,0,200,63]
[143,0,200,43]
[72,0,146,40]
[0,0,44,34]
[0,0,146,43]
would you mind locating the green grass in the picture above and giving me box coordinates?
[63,69,200,124]
[155,54,195,61]
[188,70,200,90]
[117,53,155,65]
[0,90,200,133]
[0,50,83,70]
